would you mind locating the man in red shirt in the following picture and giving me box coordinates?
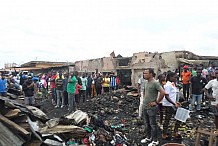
[50,71,57,105]
[116,76,121,90]
[181,65,192,101]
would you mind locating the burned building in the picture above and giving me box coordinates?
[9,50,218,86]
[74,50,218,86]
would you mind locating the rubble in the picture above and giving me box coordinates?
[0,96,87,146]
[0,86,217,146]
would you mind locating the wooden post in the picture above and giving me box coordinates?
[195,128,218,146]
[195,128,201,146]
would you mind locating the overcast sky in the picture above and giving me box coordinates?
[0,0,218,68]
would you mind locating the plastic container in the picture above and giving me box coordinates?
[162,143,185,146]
[174,107,190,122]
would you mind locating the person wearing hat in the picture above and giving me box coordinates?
[22,76,35,105]
[181,65,192,101]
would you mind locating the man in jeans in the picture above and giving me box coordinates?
[181,65,192,101]
[141,68,165,146]
[67,72,77,113]
[80,74,87,102]
[86,74,93,99]
[22,76,35,105]
[50,71,57,105]
[189,68,207,111]
[204,69,218,146]
[63,73,69,106]
[55,71,64,108]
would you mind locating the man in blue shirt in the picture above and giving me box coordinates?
[0,74,7,96]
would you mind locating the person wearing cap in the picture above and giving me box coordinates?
[0,74,7,97]
[22,76,35,105]
[181,65,192,101]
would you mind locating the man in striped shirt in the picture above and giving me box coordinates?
[110,72,116,91]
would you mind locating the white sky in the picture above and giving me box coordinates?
[1,0,218,68]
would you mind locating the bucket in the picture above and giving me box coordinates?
[174,107,190,122]
[162,143,185,146]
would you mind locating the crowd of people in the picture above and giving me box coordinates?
[137,62,218,146]
[1,62,218,145]
[0,70,121,112]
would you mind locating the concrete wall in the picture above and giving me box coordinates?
[132,52,152,65]
[75,57,116,73]
[131,52,168,86]
[161,51,178,71]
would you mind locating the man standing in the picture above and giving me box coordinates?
[63,73,69,106]
[103,74,110,93]
[189,68,207,111]
[50,71,57,105]
[141,68,165,146]
[80,74,87,103]
[86,74,93,99]
[110,72,116,91]
[181,65,192,101]
[116,76,121,90]
[192,64,198,77]
[22,76,35,105]
[138,73,146,118]
[204,69,218,146]
[0,74,7,97]
[95,73,103,96]
[55,71,64,108]
[67,72,77,113]
[207,62,217,81]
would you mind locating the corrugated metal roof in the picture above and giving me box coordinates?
[0,122,24,146]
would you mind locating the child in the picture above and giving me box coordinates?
[75,80,82,109]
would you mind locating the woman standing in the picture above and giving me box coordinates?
[162,72,181,140]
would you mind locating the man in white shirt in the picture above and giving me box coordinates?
[204,69,218,145]
[138,74,146,118]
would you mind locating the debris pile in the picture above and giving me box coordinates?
[0,86,217,146]
[0,97,87,146]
